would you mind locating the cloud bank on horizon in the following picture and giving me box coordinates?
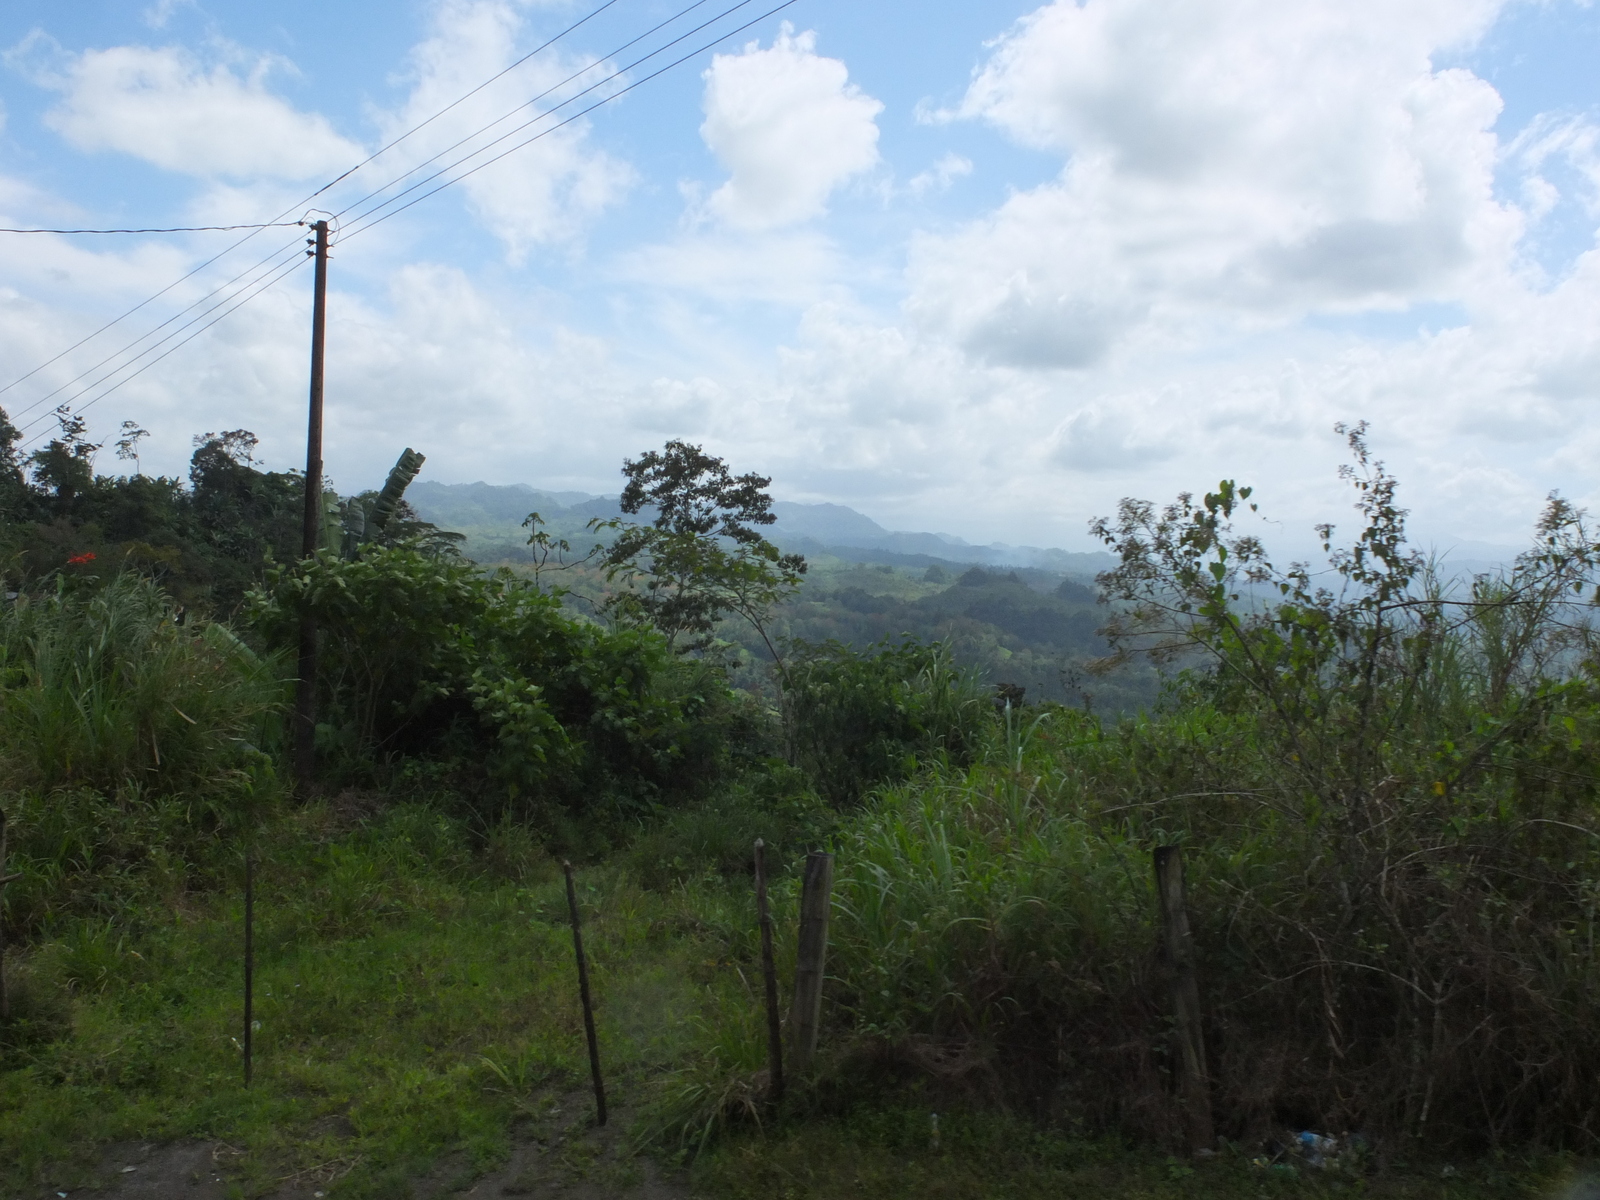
[0,0,1596,556]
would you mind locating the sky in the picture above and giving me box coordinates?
[1,0,1598,556]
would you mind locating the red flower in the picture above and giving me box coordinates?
[67,552,96,565]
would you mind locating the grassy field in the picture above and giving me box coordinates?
[0,800,755,1198]
[1,796,1584,1200]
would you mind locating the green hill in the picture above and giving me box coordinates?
[405,480,1150,711]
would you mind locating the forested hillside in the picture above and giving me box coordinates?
[407,479,1117,575]
[407,479,1151,709]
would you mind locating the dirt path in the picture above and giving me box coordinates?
[28,1097,690,1200]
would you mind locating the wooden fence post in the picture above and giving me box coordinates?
[563,861,607,1126]
[787,851,833,1073]
[0,808,15,1022]
[754,840,785,1103]
[1153,845,1213,1155]
[243,845,254,1086]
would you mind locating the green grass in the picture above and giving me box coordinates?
[0,801,756,1198]
[1,795,1586,1200]
[0,572,284,799]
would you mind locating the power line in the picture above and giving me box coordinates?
[0,0,623,401]
[16,253,312,449]
[2,0,746,416]
[0,226,309,402]
[328,0,724,230]
[16,248,309,440]
[4,232,308,428]
[0,221,302,235]
[4,0,804,440]
[303,0,628,206]
[344,0,801,242]
[1,233,308,428]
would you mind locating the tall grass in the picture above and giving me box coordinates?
[819,659,1600,1152]
[0,574,286,933]
[0,574,284,795]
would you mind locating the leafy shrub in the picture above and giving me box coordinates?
[0,420,308,614]
[0,952,71,1050]
[246,546,762,815]
[783,637,993,807]
[825,692,1600,1151]
[624,763,832,890]
[816,436,1600,1151]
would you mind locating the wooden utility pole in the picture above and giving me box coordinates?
[293,219,330,791]
[1154,845,1213,1154]
[787,851,833,1073]
[754,839,785,1103]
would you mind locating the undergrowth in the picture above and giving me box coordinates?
[0,801,751,1197]
[5,431,1600,1194]
[693,1107,1576,1200]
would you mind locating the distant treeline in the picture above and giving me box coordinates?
[403,480,1151,710]
[0,415,447,615]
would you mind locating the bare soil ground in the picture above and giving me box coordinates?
[26,1095,689,1200]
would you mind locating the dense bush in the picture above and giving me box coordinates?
[824,680,1600,1151]
[782,637,992,807]
[623,763,833,890]
[814,434,1600,1152]
[0,419,308,614]
[246,546,764,817]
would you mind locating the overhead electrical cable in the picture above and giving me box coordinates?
[3,235,308,427]
[301,0,627,205]
[15,248,311,438]
[0,228,307,403]
[326,0,725,227]
[4,0,716,422]
[340,0,800,242]
[4,0,802,438]
[16,254,312,447]
[0,0,626,402]
[0,221,303,235]
[4,0,745,415]
[335,0,760,233]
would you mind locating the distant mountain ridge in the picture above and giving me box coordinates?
[406,480,1114,577]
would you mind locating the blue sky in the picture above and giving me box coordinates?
[1,0,1598,554]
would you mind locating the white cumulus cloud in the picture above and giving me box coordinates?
[908,152,972,198]
[376,0,635,257]
[906,0,1519,371]
[37,43,361,180]
[701,25,882,230]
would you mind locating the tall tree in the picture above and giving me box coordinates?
[599,440,806,660]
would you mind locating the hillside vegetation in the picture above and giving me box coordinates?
[405,480,1152,709]
[0,412,1596,1197]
